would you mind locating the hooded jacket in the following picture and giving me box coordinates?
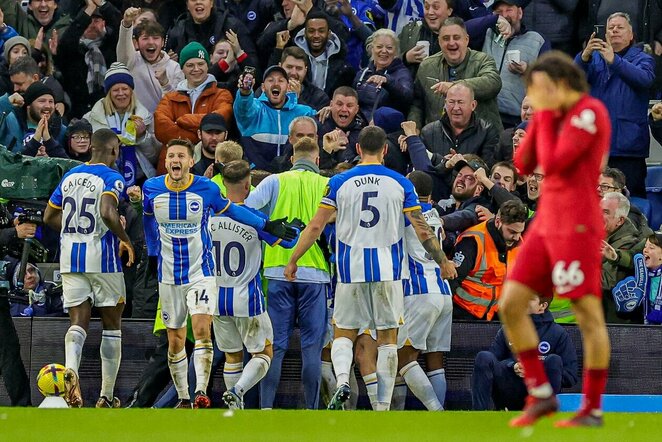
[353,58,413,120]
[293,28,355,96]
[116,23,185,115]
[233,90,316,171]
[154,74,233,174]
[575,43,655,158]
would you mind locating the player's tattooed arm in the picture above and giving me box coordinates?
[406,209,457,279]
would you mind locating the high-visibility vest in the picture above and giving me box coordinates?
[453,221,520,320]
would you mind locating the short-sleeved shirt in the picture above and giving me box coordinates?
[48,163,125,273]
[320,163,420,283]
[142,174,231,285]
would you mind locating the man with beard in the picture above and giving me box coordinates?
[482,1,549,128]
[279,46,329,111]
[437,155,491,249]
[451,199,527,320]
[117,7,184,114]
[192,113,228,176]
[318,86,365,171]
[234,65,316,171]
[55,0,122,118]
[18,81,67,158]
[0,0,71,54]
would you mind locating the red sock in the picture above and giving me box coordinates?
[580,368,608,413]
[517,348,551,397]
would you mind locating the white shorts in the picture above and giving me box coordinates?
[213,312,273,354]
[62,272,126,308]
[333,281,404,331]
[398,294,452,352]
[159,277,217,329]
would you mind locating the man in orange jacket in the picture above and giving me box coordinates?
[154,41,233,174]
[451,199,527,320]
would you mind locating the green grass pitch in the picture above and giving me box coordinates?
[0,409,658,441]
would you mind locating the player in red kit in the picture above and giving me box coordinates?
[498,52,612,428]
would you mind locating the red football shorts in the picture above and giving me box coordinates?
[508,227,602,300]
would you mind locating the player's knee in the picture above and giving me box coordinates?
[543,354,562,371]
[260,344,273,359]
[474,351,497,370]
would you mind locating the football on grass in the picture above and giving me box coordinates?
[37,363,66,397]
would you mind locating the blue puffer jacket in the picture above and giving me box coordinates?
[234,91,316,171]
[353,58,413,121]
[575,44,655,158]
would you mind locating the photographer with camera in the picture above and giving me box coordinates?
[0,203,35,406]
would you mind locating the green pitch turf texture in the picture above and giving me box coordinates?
[0,408,657,441]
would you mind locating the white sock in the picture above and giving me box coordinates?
[376,344,398,410]
[64,325,87,373]
[99,330,122,399]
[320,361,336,405]
[167,349,189,400]
[362,372,379,409]
[427,369,447,409]
[223,362,244,392]
[391,376,407,410]
[235,355,270,398]
[331,337,353,388]
[347,366,359,410]
[401,361,442,411]
[193,339,214,393]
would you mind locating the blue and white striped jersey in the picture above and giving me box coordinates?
[403,203,452,296]
[373,0,423,33]
[209,205,291,317]
[320,164,420,283]
[48,163,125,273]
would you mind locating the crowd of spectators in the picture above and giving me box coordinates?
[2,0,662,409]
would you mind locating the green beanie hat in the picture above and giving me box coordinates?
[179,42,210,68]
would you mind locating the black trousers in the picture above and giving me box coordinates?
[0,296,31,406]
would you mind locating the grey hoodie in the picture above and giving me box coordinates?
[294,29,342,92]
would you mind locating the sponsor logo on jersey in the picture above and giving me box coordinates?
[570,109,597,134]
[1,179,15,188]
[538,341,551,355]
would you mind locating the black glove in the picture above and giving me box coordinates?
[289,218,306,231]
[264,217,298,241]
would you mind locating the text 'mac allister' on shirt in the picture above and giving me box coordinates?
[320,163,420,283]
[142,174,266,286]
[209,205,294,318]
[404,202,452,297]
[48,163,125,273]
[515,95,611,235]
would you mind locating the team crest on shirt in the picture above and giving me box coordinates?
[538,341,551,355]
[453,251,465,267]
[189,201,201,213]
[247,10,256,20]
[570,109,597,134]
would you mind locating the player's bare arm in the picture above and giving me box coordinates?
[406,209,457,279]
[284,206,335,281]
[100,194,135,266]
[43,204,63,232]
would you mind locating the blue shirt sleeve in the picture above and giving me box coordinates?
[49,182,63,208]
[141,181,159,256]
[101,170,125,203]
[399,176,421,211]
[320,175,341,208]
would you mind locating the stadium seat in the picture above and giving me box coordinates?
[645,166,662,230]
[629,197,653,228]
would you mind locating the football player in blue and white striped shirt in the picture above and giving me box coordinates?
[285,126,457,411]
[209,160,299,409]
[45,129,136,408]
[142,139,297,408]
[393,171,453,411]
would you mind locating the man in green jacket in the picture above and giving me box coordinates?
[0,0,72,56]
[245,123,330,409]
[409,17,502,132]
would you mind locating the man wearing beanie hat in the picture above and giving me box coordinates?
[54,0,122,118]
[154,41,233,175]
[0,0,71,55]
[165,0,258,73]
[18,81,68,158]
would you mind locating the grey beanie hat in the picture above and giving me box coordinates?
[3,36,31,62]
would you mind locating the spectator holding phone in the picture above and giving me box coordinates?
[575,12,655,198]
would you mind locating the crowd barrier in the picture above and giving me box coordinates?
[1,318,661,409]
